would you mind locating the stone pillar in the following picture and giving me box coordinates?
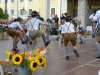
[78,0,87,37]
[62,0,67,14]
[40,0,50,31]
[58,0,61,18]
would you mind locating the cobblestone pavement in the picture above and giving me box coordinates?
[0,36,100,75]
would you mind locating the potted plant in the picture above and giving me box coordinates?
[5,47,49,75]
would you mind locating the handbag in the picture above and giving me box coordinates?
[29,19,42,40]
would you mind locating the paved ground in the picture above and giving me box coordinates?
[0,36,100,75]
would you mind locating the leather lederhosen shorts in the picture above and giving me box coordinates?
[63,32,77,46]
[7,27,19,37]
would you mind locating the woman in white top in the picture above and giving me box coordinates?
[27,11,50,50]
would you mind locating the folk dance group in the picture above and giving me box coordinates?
[6,10,100,60]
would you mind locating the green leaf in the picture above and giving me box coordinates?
[0,7,9,19]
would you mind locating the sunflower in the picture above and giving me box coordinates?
[37,56,45,66]
[12,54,23,65]
[28,56,34,62]
[8,53,12,60]
[41,57,46,67]
[41,62,46,68]
[30,60,39,72]
[43,57,46,63]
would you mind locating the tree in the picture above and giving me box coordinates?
[0,8,4,19]
[0,7,9,19]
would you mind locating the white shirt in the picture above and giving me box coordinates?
[27,18,44,31]
[58,24,64,34]
[49,16,53,20]
[26,18,45,36]
[59,25,62,30]
[9,22,23,30]
[77,25,85,30]
[61,22,75,34]
[93,10,100,24]
[89,14,94,20]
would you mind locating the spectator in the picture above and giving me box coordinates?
[53,15,59,29]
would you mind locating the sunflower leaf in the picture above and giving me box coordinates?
[21,59,29,66]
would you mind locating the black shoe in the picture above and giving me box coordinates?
[65,56,69,60]
[73,49,79,58]
[56,37,59,41]
[22,41,28,44]
[45,40,50,46]
[95,55,100,59]
[79,42,83,44]
[29,42,33,44]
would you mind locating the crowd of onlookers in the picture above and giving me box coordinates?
[0,12,77,34]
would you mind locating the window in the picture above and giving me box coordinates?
[29,0,32,1]
[11,9,14,15]
[20,0,23,2]
[29,9,32,15]
[11,0,14,2]
[51,8,55,15]
[20,9,24,15]
[0,0,1,3]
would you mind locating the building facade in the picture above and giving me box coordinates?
[0,0,67,20]
[0,0,100,26]
[0,0,40,19]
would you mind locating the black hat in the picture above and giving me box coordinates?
[31,11,38,17]
[65,16,72,22]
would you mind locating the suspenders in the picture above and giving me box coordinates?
[65,23,71,33]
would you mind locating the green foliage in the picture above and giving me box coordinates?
[0,7,9,19]
[21,59,30,71]
[3,14,9,19]
[0,8,4,19]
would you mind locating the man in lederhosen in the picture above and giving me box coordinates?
[92,10,100,58]
[61,16,79,60]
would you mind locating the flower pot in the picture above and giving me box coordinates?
[17,66,32,75]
